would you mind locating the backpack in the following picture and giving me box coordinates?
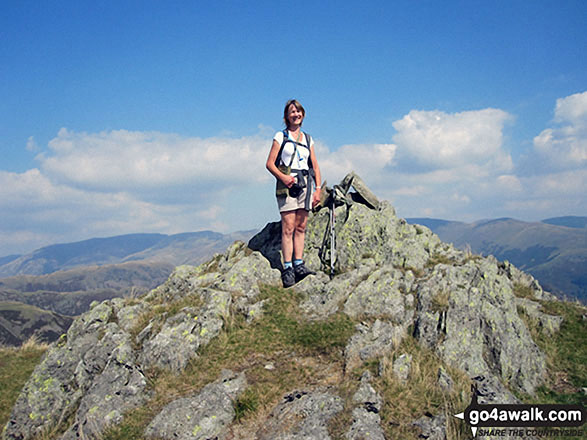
[275,129,314,197]
[274,129,313,169]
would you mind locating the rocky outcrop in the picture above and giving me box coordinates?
[3,241,279,440]
[3,173,560,440]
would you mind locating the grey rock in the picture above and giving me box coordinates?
[346,372,385,440]
[145,370,247,440]
[393,353,412,383]
[61,332,149,439]
[344,265,415,323]
[437,367,454,392]
[249,191,449,275]
[412,414,447,440]
[516,297,563,335]
[345,319,407,371]
[500,261,555,301]
[140,288,231,372]
[297,268,366,319]
[3,300,150,440]
[213,247,281,319]
[257,389,344,440]
[472,375,520,404]
[414,258,546,394]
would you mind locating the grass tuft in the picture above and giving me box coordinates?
[374,336,471,439]
[518,300,586,406]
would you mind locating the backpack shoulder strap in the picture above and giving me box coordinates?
[304,132,313,168]
[275,129,289,167]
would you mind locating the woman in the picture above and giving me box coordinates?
[266,99,322,287]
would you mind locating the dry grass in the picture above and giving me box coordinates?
[374,336,472,439]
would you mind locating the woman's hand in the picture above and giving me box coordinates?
[281,174,296,188]
[312,187,322,207]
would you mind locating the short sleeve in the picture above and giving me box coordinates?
[273,131,285,145]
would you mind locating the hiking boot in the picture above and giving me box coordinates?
[294,262,315,283]
[281,267,296,288]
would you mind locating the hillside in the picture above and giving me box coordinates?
[408,216,587,302]
[0,261,174,316]
[0,230,257,319]
[3,174,584,440]
[0,302,73,347]
[0,230,256,277]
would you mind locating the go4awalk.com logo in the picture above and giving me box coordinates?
[454,393,585,437]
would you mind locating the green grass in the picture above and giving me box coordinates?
[537,301,586,405]
[0,339,48,429]
[516,299,586,409]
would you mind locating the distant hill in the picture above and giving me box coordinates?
[407,216,587,302]
[0,230,256,277]
[0,301,73,347]
[542,216,587,229]
[0,230,257,317]
[0,261,174,316]
[0,255,20,266]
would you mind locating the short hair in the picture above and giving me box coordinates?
[283,99,306,128]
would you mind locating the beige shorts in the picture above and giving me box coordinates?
[277,186,312,212]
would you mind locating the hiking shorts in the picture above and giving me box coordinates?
[277,186,312,212]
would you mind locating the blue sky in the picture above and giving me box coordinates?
[1,0,586,255]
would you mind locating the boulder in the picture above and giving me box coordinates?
[145,370,247,440]
[257,389,344,440]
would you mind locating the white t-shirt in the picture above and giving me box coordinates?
[273,130,314,171]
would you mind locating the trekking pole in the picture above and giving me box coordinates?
[330,199,335,277]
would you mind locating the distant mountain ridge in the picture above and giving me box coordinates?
[541,216,587,228]
[0,230,256,277]
[407,216,587,302]
[0,230,258,326]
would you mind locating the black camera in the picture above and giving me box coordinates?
[288,183,303,198]
[288,171,307,198]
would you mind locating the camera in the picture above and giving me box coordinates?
[288,183,302,198]
[288,171,307,198]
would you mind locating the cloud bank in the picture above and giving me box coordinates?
[1,92,585,255]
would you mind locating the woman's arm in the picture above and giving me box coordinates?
[266,139,295,187]
[309,144,322,207]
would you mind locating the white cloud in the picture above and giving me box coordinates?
[392,108,513,171]
[40,128,273,190]
[554,91,587,124]
[533,91,587,170]
[0,166,251,255]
